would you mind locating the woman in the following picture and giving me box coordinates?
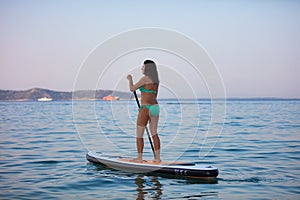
[127,60,161,163]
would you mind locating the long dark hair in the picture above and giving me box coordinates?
[144,60,159,84]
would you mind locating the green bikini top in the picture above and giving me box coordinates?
[139,85,157,94]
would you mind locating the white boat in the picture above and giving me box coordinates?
[37,97,53,102]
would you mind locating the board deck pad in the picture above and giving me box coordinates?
[118,158,188,165]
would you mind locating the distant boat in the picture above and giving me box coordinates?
[102,95,120,101]
[37,97,53,102]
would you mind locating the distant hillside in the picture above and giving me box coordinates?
[0,88,132,101]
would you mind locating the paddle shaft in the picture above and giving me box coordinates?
[133,91,155,158]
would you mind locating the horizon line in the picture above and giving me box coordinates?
[0,87,299,100]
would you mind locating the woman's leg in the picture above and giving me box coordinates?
[149,115,161,162]
[134,107,148,162]
[134,125,145,162]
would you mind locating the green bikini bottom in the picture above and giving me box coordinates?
[140,104,160,117]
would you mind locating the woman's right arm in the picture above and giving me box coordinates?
[127,75,135,92]
[127,75,147,92]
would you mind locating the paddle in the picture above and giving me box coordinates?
[133,91,155,158]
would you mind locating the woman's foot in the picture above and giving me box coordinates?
[152,159,161,164]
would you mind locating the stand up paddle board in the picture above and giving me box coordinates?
[86,151,219,179]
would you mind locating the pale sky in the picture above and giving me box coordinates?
[0,0,299,98]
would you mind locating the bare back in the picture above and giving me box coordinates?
[141,83,159,105]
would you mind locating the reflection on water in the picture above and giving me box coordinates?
[134,175,219,199]
[135,175,162,200]
[89,161,220,199]
[89,161,219,199]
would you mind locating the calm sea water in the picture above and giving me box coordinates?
[0,100,299,199]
